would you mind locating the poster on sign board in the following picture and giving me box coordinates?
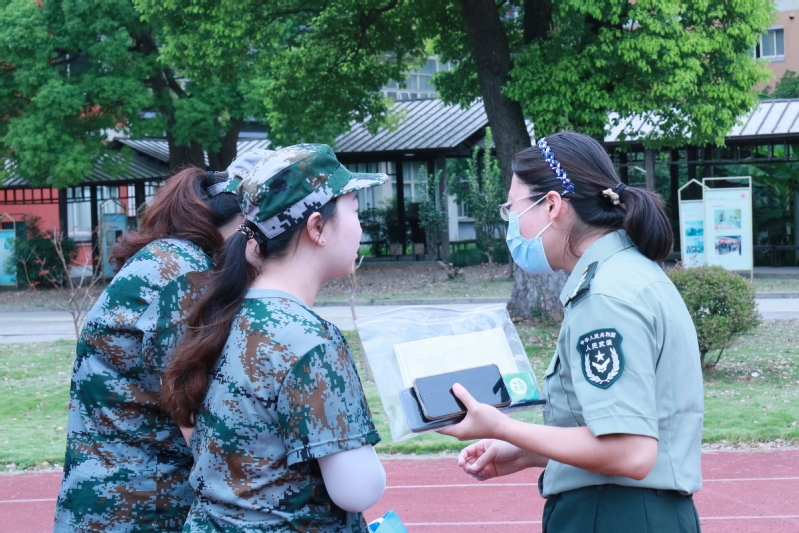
[0,214,16,286]
[679,201,705,267]
[703,182,753,272]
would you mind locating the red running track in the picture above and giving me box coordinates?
[1,451,797,532]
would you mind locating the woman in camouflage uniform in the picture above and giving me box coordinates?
[54,153,264,532]
[162,144,387,533]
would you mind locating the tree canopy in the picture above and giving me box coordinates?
[0,0,152,187]
[1,0,270,187]
[135,0,429,147]
[2,0,775,198]
[762,70,799,99]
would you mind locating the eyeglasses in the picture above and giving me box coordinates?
[498,193,545,221]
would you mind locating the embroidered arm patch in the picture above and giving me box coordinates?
[577,329,624,389]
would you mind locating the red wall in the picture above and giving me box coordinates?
[0,189,61,233]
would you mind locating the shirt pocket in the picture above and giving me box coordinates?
[542,351,559,426]
[544,351,560,378]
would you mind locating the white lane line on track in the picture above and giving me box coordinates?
[404,516,799,526]
[1,501,798,524]
[385,476,799,489]
[702,515,799,520]
[4,476,799,503]
[406,522,542,526]
[0,498,55,503]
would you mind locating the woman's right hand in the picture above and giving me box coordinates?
[458,439,547,481]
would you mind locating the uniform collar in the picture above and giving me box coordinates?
[245,288,309,308]
[559,230,635,305]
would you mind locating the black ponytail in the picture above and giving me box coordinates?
[619,186,673,262]
[512,132,673,262]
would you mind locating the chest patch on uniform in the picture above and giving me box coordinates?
[577,329,624,388]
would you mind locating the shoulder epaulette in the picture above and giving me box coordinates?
[564,261,599,307]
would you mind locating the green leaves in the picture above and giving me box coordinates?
[0,0,153,187]
[462,128,506,258]
[504,0,775,148]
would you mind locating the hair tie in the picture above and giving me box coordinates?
[237,223,256,240]
[602,188,621,206]
[537,137,575,195]
[615,182,627,200]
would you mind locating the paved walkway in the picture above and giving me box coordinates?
[0,303,501,343]
[2,297,798,343]
[2,451,797,532]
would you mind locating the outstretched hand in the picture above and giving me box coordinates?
[456,439,545,481]
[437,383,508,441]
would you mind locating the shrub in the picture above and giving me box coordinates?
[667,265,760,369]
[6,216,77,288]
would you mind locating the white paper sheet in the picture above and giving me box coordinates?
[393,327,517,388]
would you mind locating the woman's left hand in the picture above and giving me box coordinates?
[437,383,509,441]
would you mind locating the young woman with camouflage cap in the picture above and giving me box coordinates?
[439,132,703,533]
[162,144,388,532]
[54,152,266,532]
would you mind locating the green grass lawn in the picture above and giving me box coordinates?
[0,340,73,469]
[1,320,797,468]
[752,278,799,292]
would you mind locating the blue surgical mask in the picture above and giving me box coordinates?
[505,196,554,274]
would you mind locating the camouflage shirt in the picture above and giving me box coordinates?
[185,289,380,533]
[55,239,213,533]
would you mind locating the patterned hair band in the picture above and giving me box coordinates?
[237,223,256,240]
[537,138,574,195]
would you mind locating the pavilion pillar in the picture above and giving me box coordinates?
[644,149,656,191]
[90,185,99,274]
[618,151,629,185]
[58,188,69,238]
[395,160,406,254]
[436,156,449,261]
[670,149,680,252]
[134,181,146,223]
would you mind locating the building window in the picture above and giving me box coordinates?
[754,28,784,59]
[393,162,428,202]
[345,161,395,210]
[383,58,452,101]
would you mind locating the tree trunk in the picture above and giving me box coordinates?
[507,266,568,321]
[458,0,531,190]
[167,136,206,171]
[459,0,567,320]
[207,118,243,171]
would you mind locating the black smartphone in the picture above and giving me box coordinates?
[413,364,510,420]
[399,387,463,432]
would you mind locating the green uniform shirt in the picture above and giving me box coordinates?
[55,239,213,532]
[541,230,703,497]
[186,289,380,533]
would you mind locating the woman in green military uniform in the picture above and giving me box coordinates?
[161,144,387,532]
[440,132,703,532]
[54,152,264,532]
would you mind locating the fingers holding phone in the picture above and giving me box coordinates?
[437,383,508,441]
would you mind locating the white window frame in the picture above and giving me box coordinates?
[753,27,785,61]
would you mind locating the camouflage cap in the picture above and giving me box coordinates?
[238,144,387,239]
[206,148,276,197]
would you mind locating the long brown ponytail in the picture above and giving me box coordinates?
[109,168,240,270]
